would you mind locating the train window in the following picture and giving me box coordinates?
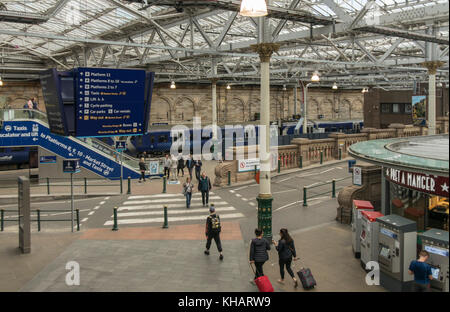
[381,104,390,113]
[150,136,155,144]
[11,147,24,152]
[392,104,400,113]
[0,148,5,153]
[159,135,168,143]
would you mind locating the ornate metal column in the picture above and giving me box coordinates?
[251,42,279,241]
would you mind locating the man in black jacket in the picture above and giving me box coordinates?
[249,229,270,279]
[198,172,212,207]
[204,205,223,260]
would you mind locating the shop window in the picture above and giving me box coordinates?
[392,104,400,113]
[381,104,391,113]
[389,183,449,232]
[405,104,412,114]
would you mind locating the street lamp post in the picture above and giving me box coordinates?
[251,42,280,242]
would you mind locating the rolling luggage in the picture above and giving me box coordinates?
[250,263,274,292]
[297,267,316,290]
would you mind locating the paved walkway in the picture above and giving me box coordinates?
[20,222,255,292]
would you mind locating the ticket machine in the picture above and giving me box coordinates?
[377,215,417,292]
[419,229,449,292]
[352,200,374,258]
[360,211,384,268]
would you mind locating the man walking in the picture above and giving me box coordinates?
[163,154,171,179]
[194,158,202,181]
[204,205,223,260]
[408,250,434,292]
[198,172,212,207]
[177,154,185,177]
[186,154,194,180]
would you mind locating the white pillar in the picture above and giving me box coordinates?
[293,86,297,117]
[303,84,308,134]
[428,73,436,135]
[260,59,271,195]
[212,79,218,140]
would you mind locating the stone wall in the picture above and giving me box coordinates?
[2,81,364,124]
[0,82,44,111]
[214,123,429,187]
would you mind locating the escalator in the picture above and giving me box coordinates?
[0,109,141,179]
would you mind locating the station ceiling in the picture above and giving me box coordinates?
[0,0,448,90]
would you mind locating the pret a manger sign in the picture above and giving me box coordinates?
[385,167,449,197]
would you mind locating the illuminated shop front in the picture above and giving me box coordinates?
[349,135,449,233]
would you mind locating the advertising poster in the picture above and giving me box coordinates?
[149,161,159,176]
[412,95,426,126]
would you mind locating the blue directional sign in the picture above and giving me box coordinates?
[115,140,127,152]
[63,159,80,173]
[75,67,147,137]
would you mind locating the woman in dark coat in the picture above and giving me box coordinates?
[138,157,146,182]
[273,228,299,287]
[249,228,271,279]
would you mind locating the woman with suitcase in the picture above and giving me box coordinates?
[273,228,299,288]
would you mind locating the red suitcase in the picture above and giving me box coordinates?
[250,263,274,292]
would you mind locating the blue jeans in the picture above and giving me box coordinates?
[186,192,192,208]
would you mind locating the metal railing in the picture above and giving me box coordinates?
[0,176,132,195]
[0,208,80,232]
[302,175,352,206]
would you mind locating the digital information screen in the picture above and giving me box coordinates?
[431,267,440,280]
[75,68,146,137]
[40,69,67,136]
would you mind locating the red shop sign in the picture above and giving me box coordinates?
[385,167,449,197]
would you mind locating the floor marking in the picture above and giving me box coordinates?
[235,194,242,197]
[249,202,256,206]
[276,177,294,183]
[272,189,297,195]
[123,196,221,205]
[81,218,88,222]
[274,201,301,212]
[115,207,236,218]
[104,197,110,200]
[88,211,95,216]
[118,201,229,211]
[128,193,209,199]
[104,212,245,226]
[233,185,249,191]
[229,190,235,193]
[99,201,106,205]
[94,206,100,210]
[242,198,248,201]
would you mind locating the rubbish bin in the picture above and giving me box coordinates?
[348,159,356,173]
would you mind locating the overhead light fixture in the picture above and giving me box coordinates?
[170,81,176,89]
[362,87,369,93]
[226,84,231,90]
[0,76,3,87]
[282,85,287,91]
[332,82,338,90]
[311,71,320,82]
[239,0,268,17]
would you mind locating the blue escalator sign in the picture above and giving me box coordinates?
[115,140,127,152]
[75,67,147,137]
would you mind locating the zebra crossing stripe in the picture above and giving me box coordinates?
[115,206,237,218]
[118,201,229,211]
[123,196,221,205]
[128,192,214,200]
[104,213,245,226]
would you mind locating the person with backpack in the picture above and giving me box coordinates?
[198,172,212,207]
[182,177,194,209]
[273,228,299,288]
[249,229,271,280]
[138,157,147,182]
[204,205,223,260]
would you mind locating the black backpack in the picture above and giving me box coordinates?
[209,215,221,232]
